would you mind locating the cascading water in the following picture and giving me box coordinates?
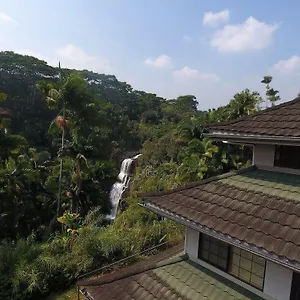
[107,154,141,220]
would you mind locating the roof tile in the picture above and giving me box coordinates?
[80,246,265,300]
[208,97,300,137]
[143,167,300,264]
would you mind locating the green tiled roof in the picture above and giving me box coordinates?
[81,250,264,300]
[221,169,300,202]
[153,258,263,300]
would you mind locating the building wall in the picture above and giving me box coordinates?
[252,144,275,166]
[185,226,294,300]
[263,260,293,300]
[184,227,199,258]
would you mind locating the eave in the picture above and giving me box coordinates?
[140,201,300,273]
[205,131,300,146]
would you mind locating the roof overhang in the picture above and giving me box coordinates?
[0,109,11,119]
[206,131,300,146]
[140,201,300,273]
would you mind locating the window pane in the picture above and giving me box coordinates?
[201,249,209,260]
[203,240,210,250]
[230,264,239,276]
[219,247,228,259]
[240,257,252,271]
[198,234,229,270]
[211,243,219,255]
[232,253,240,266]
[274,145,300,169]
[218,258,227,270]
[251,275,263,289]
[240,269,251,282]
[229,246,265,290]
[233,247,241,255]
[252,262,265,277]
[209,254,218,265]
[241,250,252,260]
[253,255,265,266]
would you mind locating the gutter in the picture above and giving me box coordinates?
[205,132,300,146]
[139,202,300,273]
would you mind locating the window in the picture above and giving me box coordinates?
[274,145,300,169]
[198,234,266,290]
[229,247,265,289]
[198,234,229,270]
[290,272,300,300]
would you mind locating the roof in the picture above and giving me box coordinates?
[0,108,11,118]
[78,245,263,300]
[142,166,300,268]
[207,97,300,139]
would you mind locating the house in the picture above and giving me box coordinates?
[77,98,300,300]
[0,108,10,119]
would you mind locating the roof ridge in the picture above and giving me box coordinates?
[141,165,257,198]
[208,96,300,129]
[77,245,185,287]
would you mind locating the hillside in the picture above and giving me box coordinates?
[0,51,263,299]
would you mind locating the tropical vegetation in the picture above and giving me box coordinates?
[0,51,280,299]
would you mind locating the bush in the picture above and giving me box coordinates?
[0,203,184,299]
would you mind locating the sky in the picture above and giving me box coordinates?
[1,0,300,110]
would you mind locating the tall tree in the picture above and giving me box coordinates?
[261,76,280,107]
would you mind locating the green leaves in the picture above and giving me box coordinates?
[0,93,7,102]
[261,75,280,107]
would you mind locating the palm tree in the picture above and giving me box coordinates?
[37,63,67,216]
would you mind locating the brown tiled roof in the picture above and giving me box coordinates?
[77,244,184,286]
[208,97,300,137]
[142,166,300,266]
[0,108,11,118]
[78,244,263,300]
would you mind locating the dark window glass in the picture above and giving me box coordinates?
[274,146,300,169]
[290,272,300,300]
[198,234,229,271]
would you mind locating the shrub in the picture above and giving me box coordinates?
[0,202,184,299]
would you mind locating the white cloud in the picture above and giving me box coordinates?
[203,10,230,27]
[183,35,193,42]
[210,17,280,53]
[0,12,18,24]
[144,54,173,69]
[56,44,113,73]
[173,66,219,83]
[271,56,300,74]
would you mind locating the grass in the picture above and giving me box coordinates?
[46,286,83,300]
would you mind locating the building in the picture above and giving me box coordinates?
[0,108,10,119]
[78,98,300,300]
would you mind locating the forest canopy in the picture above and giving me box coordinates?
[0,51,279,299]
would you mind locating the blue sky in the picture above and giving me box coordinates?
[1,0,300,109]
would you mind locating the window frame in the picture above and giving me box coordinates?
[198,233,266,291]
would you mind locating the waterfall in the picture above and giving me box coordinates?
[106,154,141,220]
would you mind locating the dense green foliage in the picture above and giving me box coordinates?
[0,51,270,299]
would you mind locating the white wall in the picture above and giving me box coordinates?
[253,144,275,166]
[263,260,293,300]
[184,227,199,258]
